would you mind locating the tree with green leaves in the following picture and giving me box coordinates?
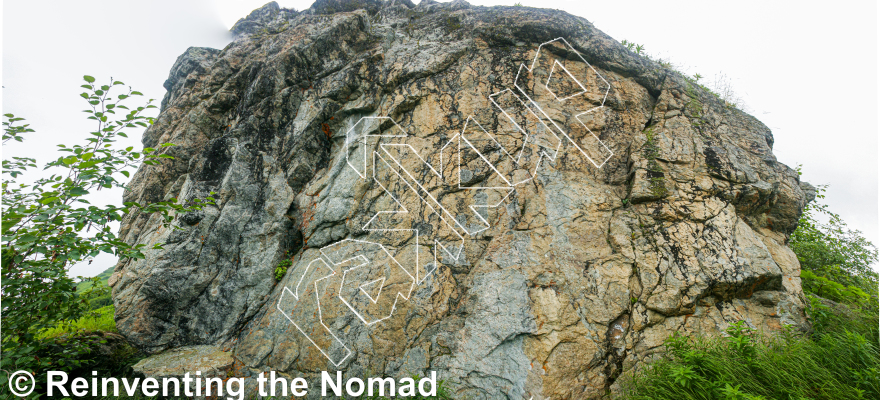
[1,76,210,380]
[789,184,878,310]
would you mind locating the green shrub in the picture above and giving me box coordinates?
[1,77,210,397]
[806,295,878,344]
[38,305,117,340]
[789,183,878,311]
[618,320,879,400]
[88,294,114,310]
[0,305,146,398]
[275,257,292,281]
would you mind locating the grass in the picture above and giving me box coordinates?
[617,306,880,400]
[619,39,747,111]
[3,306,145,398]
[29,273,876,400]
[34,282,873,400]
[37,305,117,339]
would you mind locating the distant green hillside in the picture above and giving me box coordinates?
[94,266,114,284]
[75,266,114,293]
[75,267,115,310]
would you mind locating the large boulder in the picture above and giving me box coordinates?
[111,1,811,398]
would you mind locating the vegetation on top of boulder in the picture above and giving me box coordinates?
[621,39,747,111]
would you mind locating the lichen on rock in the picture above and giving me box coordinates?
[111,1,813,398]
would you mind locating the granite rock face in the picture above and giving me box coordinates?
[132,345,234,379]
[111,1,811,398]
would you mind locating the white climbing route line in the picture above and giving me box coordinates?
[276,37,614,366]
[277,258,352,367]
[514,37,613,169]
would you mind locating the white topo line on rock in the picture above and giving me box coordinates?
[514,37,614,169]
[276,38,614,367]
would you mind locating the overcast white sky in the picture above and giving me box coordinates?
[2,0,878,277]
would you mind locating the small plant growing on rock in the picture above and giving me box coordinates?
[634,43,645,55]
[621,40,646,56]
[643,128,668,198]
[444,16,462,33]
[275,257,292,281]
[725,321,758,360]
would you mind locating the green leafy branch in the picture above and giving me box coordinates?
[1,76,214,375]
